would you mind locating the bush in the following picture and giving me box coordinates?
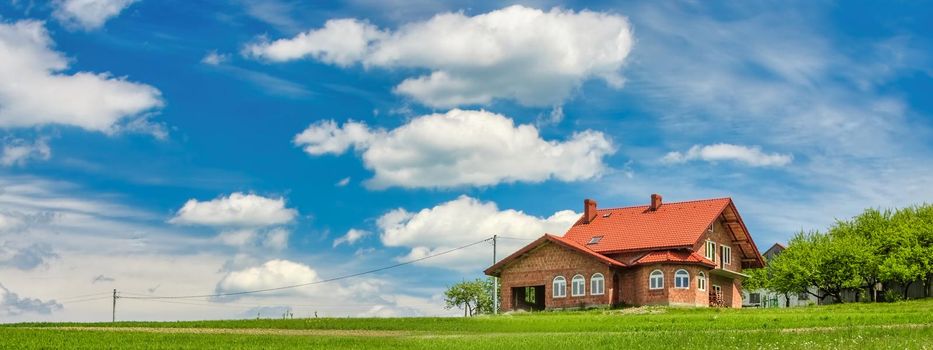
[883,289,904,303]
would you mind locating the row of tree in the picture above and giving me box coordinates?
[746,204,933,304]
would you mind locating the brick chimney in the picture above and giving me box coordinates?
[649,194,663,211]
[584,199,598,223]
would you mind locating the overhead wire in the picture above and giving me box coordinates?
[120,236,493,300]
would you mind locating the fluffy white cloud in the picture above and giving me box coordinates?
[0,20,163,132]
[53,0,138,30]
[662,144,793,167]
[333,228,369,247]
[215,259,317,297]
[294,109,615,189]
[1,138,51,166]
[246,5,633,107]
[378,195,579,271]
[170,193,297,227]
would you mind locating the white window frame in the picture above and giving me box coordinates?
[590,273,605,295]
[649,270,664,290]
[552,276,566,298]
[674,269,690,289]
[571,274,586,297]
[697,271,707,291]
[722,245,732,266]
[705,240,716,261]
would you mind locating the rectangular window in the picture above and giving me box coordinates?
[705,241,716,260]
[722,245,732,266]
[750,293,761,304]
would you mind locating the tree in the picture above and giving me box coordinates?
[444,278,493,317]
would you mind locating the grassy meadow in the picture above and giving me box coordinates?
[3,299,933,349]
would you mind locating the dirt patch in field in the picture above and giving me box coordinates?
[39,327,416,337]
[31,322,932,339]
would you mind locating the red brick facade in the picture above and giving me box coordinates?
[491,204,758,310]
[500,213,742,311]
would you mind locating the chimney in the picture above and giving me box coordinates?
[649,194,663,211]
[584,199,598,223]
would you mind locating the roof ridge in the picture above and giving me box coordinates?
[595,197,732,211]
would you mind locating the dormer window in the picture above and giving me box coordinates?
[587,236,603,245]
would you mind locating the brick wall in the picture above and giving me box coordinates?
[499,242,614,310]
[623,264,711,307]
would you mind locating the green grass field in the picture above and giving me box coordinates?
[4,299,933,349]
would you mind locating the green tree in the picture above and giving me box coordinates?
[443,278,493,317]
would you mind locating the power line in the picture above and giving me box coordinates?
[496,236,534,241]
[121,237,493,301]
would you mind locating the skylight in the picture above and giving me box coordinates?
[588,236,603,245]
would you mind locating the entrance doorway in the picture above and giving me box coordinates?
[512,286,545,311]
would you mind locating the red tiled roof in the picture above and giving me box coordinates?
[563,198,732,254]
[633,250,716,267]
[484,234,624,276]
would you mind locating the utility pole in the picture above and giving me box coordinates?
[112,289,117,323]
[492,234,498,315]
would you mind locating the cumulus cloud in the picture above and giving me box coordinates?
[246,5,634,107]
[170,193,297,227]
[0,20,163,133]
[53,0,138,30]
[1,138,51,166]
[214,259,318,297]
[662,144,793,167]
[0,283,63,316]
[294,109,615,189]
[333,228,369,247]
[377,195,579,271]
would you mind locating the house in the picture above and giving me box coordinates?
[484,194,765,310]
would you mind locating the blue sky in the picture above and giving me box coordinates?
[0,0,931,321]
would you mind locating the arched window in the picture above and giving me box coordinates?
[675,269,690,289]
[552,276,566,298]
[590,273,605,295]
[697,272,707,291]
[571,274,586,296]
[649,270,664,290]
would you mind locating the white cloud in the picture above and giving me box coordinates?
[293,120,374,156]
[246,5,634,107]
[1,138,51,166]
[333,228,369,247]
[335,177,351,187]
[0,20,163,133]
[215,259,317,297]
[0,282,62,316]
[53,0,138,30]
[215,228,290,250]
[294,109,615,189]
[261,228,289,250]
[377,195,579,271]
[662,144,793,167]
[169,192,297,227]
[201,51,229,65]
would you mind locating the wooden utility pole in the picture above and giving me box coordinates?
[112,289,117,322]
[492,234,498,315]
